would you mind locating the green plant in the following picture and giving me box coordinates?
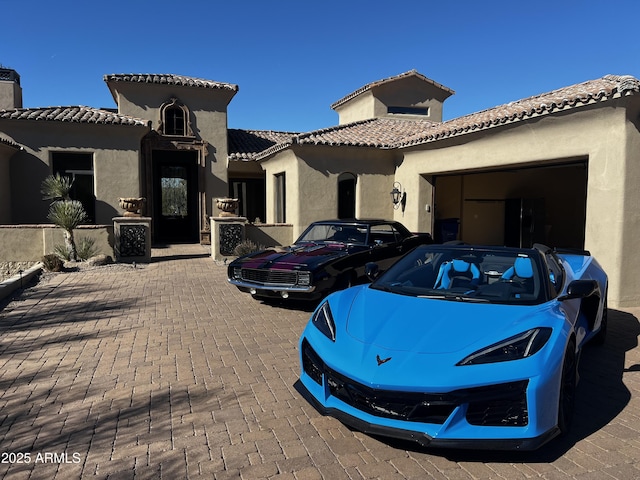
[46,200,88,261]
[53,244,70,261]
[76,236,98,261]
[233,239,263,257]
[42,174,89,262]
[41,173,73,201]
[42,254,63,272]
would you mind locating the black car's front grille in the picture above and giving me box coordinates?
[301,340,528,427]
[241,268,298,286]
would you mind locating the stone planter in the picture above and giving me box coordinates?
[216,198,239,217]
[119,197,146,217]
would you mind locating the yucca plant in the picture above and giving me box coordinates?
[41,173,73,201]
[47,200,88,261]
[42,174,89,262]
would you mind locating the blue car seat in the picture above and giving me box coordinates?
[501,257,533,281]
[501,257,535,294]
[434,259,481,289]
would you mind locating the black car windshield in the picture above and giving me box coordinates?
[370,245,546,305]
[297,223,368,245]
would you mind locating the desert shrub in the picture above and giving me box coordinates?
[42,254,64,272]
[76,237,98,261]
[233,239,264,257]
[53,244,70,261]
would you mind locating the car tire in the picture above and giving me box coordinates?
[558,340,577,435]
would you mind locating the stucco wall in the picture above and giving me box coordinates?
[398,103,636,307]
[113,82,234,209]
[0,225,114,262]
[1,120,147,225]
[262,146,399,239]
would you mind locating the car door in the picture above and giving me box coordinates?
[368,223,405,269]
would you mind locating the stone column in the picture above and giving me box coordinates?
[211,216,247,261]
[113,217,152,263]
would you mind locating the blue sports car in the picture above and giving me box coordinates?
[297,243,608,451]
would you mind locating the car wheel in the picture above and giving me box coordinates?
[592,293,608,346]
[558,340,577,435]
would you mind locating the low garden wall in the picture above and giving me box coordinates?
[0,224,115,262]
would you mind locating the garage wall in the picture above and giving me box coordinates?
[396,102,635,307]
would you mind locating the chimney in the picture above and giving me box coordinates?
[0,68,23,109]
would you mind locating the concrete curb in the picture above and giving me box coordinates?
[0,262,43,302]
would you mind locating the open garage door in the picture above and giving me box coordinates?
[433,161,587,249]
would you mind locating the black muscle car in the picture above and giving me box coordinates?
[227,219,432,300]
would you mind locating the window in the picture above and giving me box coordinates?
[275,173,286,223]
[387,106,429,116]
[164,107,185,136]
[160,98,191,136]
[51,152,95,223]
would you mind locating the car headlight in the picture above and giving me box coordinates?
[232,267,242,279]
[298,271,311,286]
[457,328,552,366]
[312,301,336,341]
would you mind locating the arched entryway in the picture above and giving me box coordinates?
[338,173,356,219]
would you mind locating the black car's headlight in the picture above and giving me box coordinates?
[457,328,552,366]
[298,271,311,286]
[312,301,336,341]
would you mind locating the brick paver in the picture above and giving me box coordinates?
[0,244,639,479]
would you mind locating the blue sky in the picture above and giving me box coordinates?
[3,0,640,132]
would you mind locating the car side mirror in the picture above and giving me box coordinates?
[365,262,380,282]
[559,279,599,300]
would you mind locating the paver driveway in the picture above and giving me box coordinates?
[0,244,639,479]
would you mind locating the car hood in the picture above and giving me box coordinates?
[344,287,549,355]
[234,243,361,269]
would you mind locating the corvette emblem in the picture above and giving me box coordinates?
[376,355,392,366]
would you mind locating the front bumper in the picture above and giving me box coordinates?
[295,379,559,451]
[228,278,316,293]
[298,338,561,451]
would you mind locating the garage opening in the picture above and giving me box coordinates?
[433,161,587,249]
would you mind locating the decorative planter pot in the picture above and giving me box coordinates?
[119,197,146,217]
[216,198,239,217]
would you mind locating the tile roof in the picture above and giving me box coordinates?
[395,74,640,148]
[331,70,455,110]
[104,74,238,92]
[0,136,21,149]
[228,129,297,161]
[255,74,640,161]
[0,106,149,126]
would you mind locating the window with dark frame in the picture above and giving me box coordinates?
[51,152,96,223]
[275,173,286,223]
[164,106,186,136]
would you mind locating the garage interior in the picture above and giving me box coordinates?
[433,160,588,249]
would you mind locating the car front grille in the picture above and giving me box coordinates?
[241,268,298,286]
[302,340,528,427]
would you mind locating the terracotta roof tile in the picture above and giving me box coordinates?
[104,73,238,92]
[0,106,148,126]
[396,74,640,147]
[0,136,21,149]
[228,129,297,161]
[331,70,455,110]
[255,74,640,162]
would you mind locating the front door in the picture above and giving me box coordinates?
[152,150,199,243]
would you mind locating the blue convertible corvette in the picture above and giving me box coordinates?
[297,243,608,450]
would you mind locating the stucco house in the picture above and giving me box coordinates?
[1,67,640,307]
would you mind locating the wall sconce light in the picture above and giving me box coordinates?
[390,181,407,214]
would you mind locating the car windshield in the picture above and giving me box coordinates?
[296,223,368,245]
[370,245,546,305]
